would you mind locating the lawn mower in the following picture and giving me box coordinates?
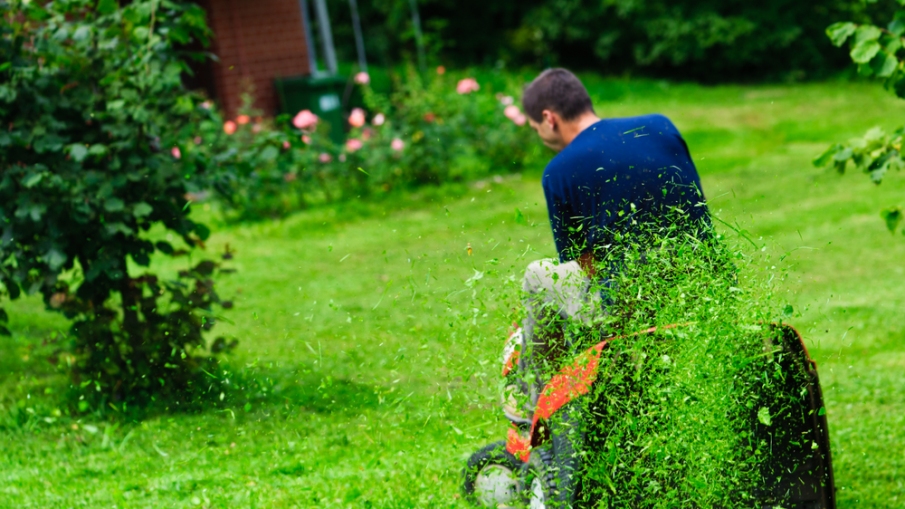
[462,322,836,509]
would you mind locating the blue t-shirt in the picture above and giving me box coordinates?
[542,114,709,262]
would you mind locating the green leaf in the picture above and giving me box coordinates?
[22,171,43,188]
[259,146,279,162]
[88,144,108,157]
[97,0,118,15]
[883,34,902,55]
[826,22,856,47]
[194,222,211,241]
[851,40,881,64]
[813,144,840,167]
[854,25,882,44]
[0,308,8,323]
[104,197,125,212]
[6,280,20,300]
[757,407,771,426]
[44,248,67,271]
[871,52,899,78]
[193,260,217,276]
[155,241,174,254]
[133,202,153,218]
[104,222,132,236]
[881,207,902,233]
[817,406,826,417]
[833,147,853,162]
[889,11,905,36]
[72,25,92,42]
[515,208,527,225]
[16,202,47,221]
[67,144,88,163]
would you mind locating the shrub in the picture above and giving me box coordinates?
[214,67,538,220]
[0,0,234,412]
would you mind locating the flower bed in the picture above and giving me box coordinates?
[197,68,539,220]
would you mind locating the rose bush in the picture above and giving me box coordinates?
[211,67,539,220]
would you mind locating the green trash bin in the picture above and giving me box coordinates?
[274,74,348,146]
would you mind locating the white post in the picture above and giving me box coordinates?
[299,0,320,75]
[313,0,338,75]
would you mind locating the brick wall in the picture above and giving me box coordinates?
[201,0,311,119]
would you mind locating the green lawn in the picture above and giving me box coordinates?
[2,77,905,508]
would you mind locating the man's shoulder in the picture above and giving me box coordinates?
[543,114,684,181]
[608,113,677,133]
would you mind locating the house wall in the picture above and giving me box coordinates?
[202,0,311,119]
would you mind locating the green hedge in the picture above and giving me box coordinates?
[325,0,898,81]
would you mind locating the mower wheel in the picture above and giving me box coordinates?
[525,403,583,508]
[462,441,522,508]
[524,446,558,509]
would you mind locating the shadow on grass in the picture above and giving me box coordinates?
[0,347,382,430]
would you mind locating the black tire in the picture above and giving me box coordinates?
[524,403,584,509]
[463,441,523,508]
[524,446,558,509]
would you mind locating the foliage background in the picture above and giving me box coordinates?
[325,0,898,81]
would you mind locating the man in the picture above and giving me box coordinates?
[516,68,710,401]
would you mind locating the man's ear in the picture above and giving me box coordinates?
[542,109,558,130]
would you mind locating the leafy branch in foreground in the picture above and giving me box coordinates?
[816,1,905,234]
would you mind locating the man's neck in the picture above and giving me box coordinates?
[560,112,601,147]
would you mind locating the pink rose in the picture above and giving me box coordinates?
[456,77,479,94]
[391,138,404,152]
[171,147,181,159]
[361,127,373,141]
[372,113,386,126]
[282,140,291,150]
[504,105,521,120]
[500,95,514,106]
[301,135,311,145]
[293,110,319,130]
[318,152,332,163]
[252,123,262,133]
[513,114,527,126]
[200,100,212,110]
[223,120,237,135]
[236,114,250,125]
[348,108,366,128]
[345,138,363,152]
[436,65,446,75]
[193,136,202,145]
[354,72,370,85]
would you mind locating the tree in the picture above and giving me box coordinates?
[815,1,905,234]
[0,0,233,411]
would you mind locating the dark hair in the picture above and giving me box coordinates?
[522,68,594,123]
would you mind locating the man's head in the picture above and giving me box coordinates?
[522,68,596,152]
